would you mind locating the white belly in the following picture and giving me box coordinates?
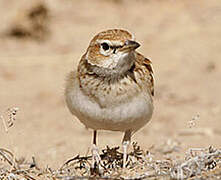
[65,74,153,132]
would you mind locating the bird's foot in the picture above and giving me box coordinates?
[90,144,102,175]
[91,144,101,168]
[122,140,130,168]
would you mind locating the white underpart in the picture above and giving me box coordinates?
[65,72,153,132]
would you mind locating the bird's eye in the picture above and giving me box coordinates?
[101,42,110,51]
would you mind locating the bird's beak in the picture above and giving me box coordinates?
[120,40,140,52]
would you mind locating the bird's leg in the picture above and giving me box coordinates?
[122,130,132,168]
[93,130,97,145]
[91,130,101,169]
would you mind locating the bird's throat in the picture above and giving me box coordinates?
[83,52,136,81]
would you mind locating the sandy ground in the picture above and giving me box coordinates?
[0,0,221,170]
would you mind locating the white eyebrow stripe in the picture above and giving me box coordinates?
[97,39,124,46]
[97,39,111,44]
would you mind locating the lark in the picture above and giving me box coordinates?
[65,29,154,169]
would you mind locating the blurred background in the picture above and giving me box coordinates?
[0,0,221,168]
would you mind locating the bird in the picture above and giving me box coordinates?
[65,29,154,169]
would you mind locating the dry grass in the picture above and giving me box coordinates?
[0,142,221,179]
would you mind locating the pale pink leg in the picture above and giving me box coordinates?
[91,130,101,169]
[91,143,101,169]
[122,130,132,168]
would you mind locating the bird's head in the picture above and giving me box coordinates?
[85,29,140,74]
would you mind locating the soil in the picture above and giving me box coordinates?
[0,0,221,178]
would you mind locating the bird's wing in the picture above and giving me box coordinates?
[135,52,155,96]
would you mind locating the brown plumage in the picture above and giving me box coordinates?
[65,29,154,169]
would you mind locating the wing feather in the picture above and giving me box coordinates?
[135,52,154,96]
